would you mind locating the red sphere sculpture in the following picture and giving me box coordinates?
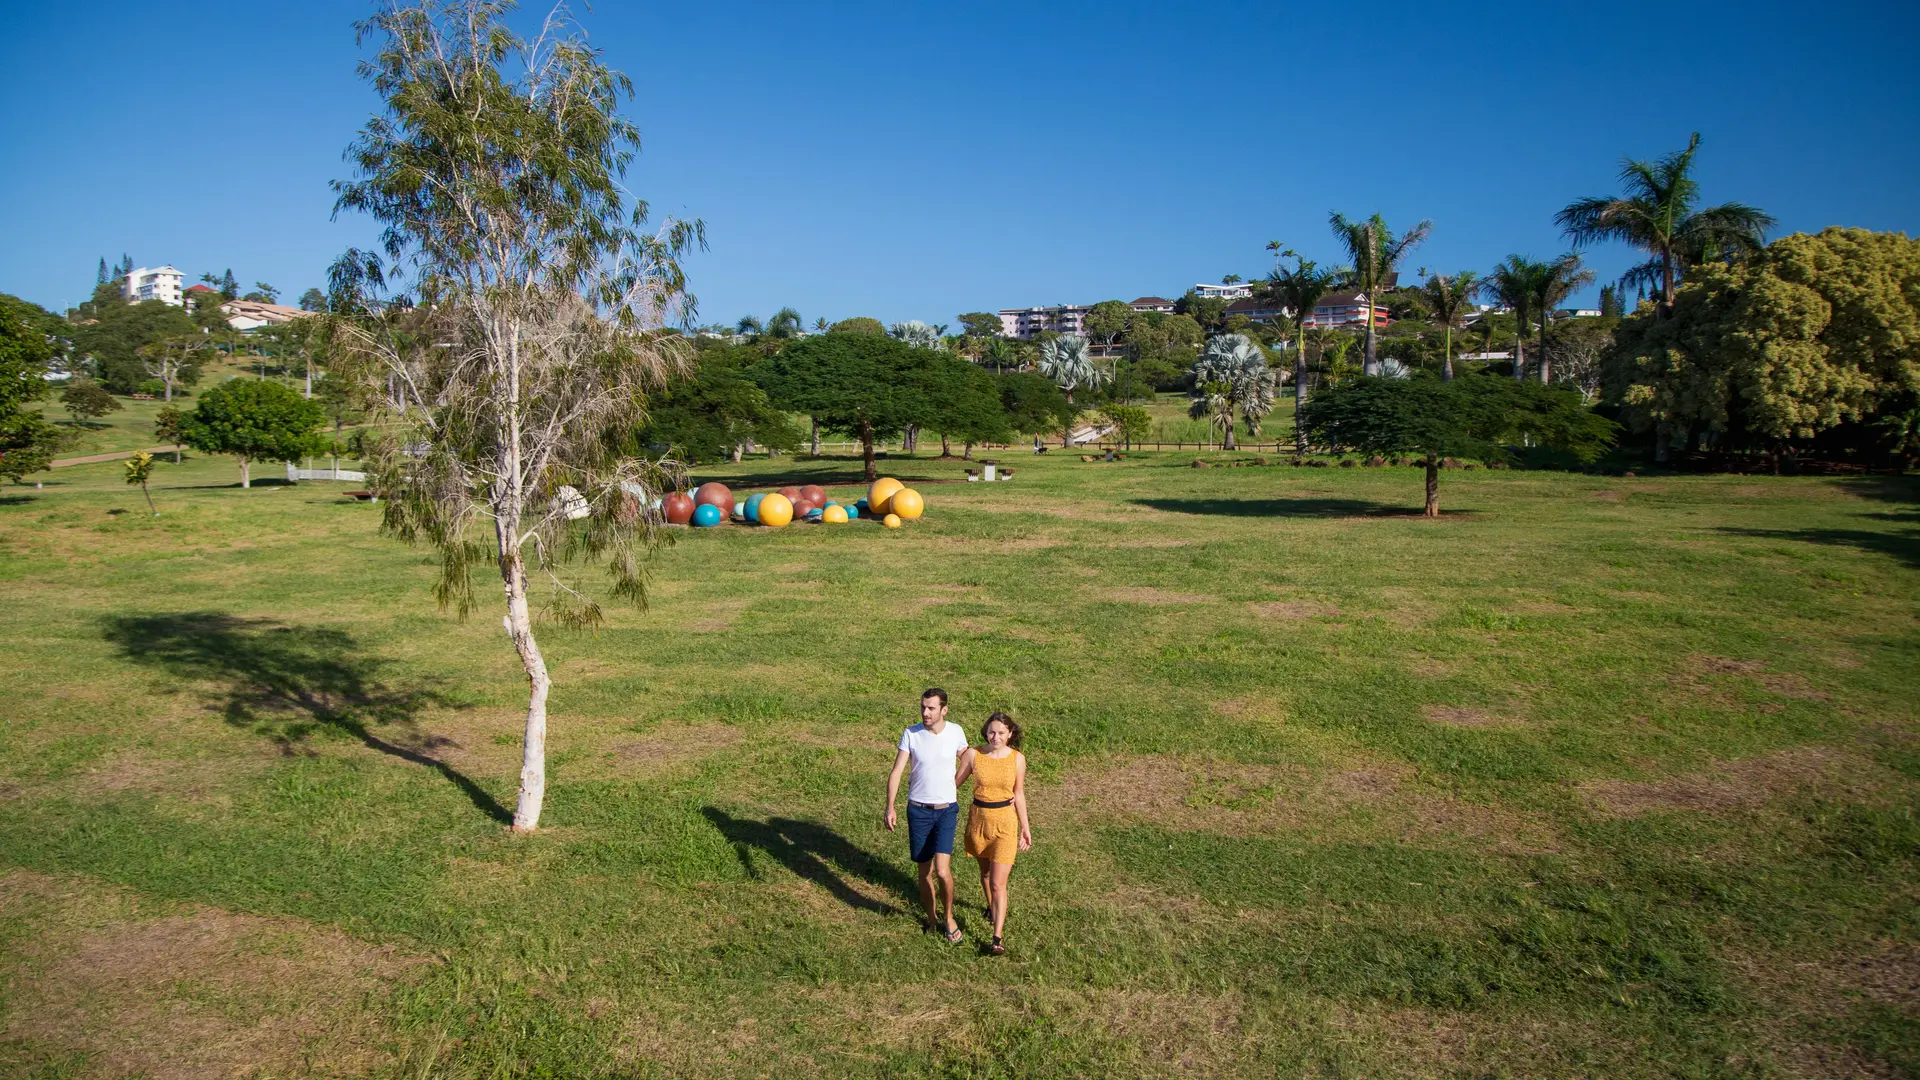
[800,484,826,504]
[694,481,735,517]
[662,492,696,525]
[777,486,802,502]
[790,497,817,519]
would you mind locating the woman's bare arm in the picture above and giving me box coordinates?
[1013,753,1031,850]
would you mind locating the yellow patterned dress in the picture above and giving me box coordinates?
[963,750,1023,864]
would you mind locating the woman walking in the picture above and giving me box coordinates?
[956,712,1031,956]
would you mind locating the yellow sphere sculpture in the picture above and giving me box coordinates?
[890,488,924,520]
[757,492,794,527]
[882,513,902,529]
[821,504,849,524]
[868,477,904,515]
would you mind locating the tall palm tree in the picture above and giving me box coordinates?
[1329,211,1432,374]
[1483,256,1549,381]
[1038,334,1103,404]
[765,307,804,339]
[1532,255,1595,384]
[813,317,828,333]
[984,337,1018,374]
[1555,132,1775,313]
[734,314,763,339]
[1188,334,1275,451]
[1421,270,1480,381]
[1262,255,1347,410]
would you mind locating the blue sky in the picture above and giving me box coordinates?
[4,0,1917,326]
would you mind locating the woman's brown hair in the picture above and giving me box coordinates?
[983,711,1022,751]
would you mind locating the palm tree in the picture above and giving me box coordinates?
[1038,334,1104,405]
[984,337,1018,374]
[888,320,945,351]
[813,317,828,333]
[1483,256,1549,380]
[765,307,804,339]
[1420,270,1480,381]
[1262,255,1347,411]
[1266,239,1283,273]
[1555,132,1775,313]
[1188,334,1275,451]
[1532,255,1595,384]
[1329,211,1432,374]
[734,314,763,339]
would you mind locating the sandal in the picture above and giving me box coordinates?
[945,924,964,945]
[989,935,1006,956]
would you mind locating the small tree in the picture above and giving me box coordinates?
[1037,334,1104,406]
[829,316,886,335]
[136,333,209,402]
[153,405,186,463]
[1421,270,1480,382]
[180,378,325,487]
[1299,375,1615,516]
[999,371,1076,447]
[1187,334,1275,450]
[124,450,158,515]
[1100,403,1151,449]
[1,297,71,481]
[61,381,122,426]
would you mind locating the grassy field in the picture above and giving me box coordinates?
[1,446,1916,1078]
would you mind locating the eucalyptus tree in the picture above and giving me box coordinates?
[1556,132,1774,313]
[136,333,211,402]
[1188,333,1276,450]
[1532,254,1595,384]
[1263,254,1346,408]
[1483,256,1549,380]
[1329,211,1431,374]
[327,0,704,832]
[1037,333,1105,404]
[1420,270,1479,381]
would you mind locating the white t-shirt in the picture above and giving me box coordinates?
[898,721,970,805]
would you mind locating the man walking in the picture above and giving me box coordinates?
[885,687,971,943]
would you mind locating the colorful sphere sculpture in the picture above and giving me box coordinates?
[868,477,903,515]
[694,482,734,517]
[882,513,902,529]
[691,503,723,527]
[756,492,794,527]
[662,492,696,525]
[890,488,924,520]
[800,484,826,505]
[821,504,849,524]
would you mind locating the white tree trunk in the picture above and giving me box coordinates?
[240,458,251,488]
[503,547,552,831]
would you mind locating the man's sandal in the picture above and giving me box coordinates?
[945,924,964,944]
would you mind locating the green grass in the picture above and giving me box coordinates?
[0,447,1915,1077]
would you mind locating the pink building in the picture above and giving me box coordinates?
[1303,292,1390,329]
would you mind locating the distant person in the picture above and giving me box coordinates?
[884,688,970,943]
[955,712,1031,956]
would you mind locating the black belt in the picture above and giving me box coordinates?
[910,800,953,810]
[972,798,1013,809]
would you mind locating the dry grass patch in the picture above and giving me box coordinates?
[1089,586,1213,606]
[0,870,421,1080]
[611,722,748,774]
[1422,705,1523,728]
[1688,655,1833,701]
[1579,745,1896,818]
[681,598,751,633]
[1248,600,1338,620]
[1722,938,1920,1079]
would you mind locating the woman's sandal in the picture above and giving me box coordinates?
[945,924,964,945]
[989,935,1006,956]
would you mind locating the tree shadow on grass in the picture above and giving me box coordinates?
[1715,526,1920,571]
[0,495,35,507]
[1133,496,1472,518]
[101,612,508,824]
[691,460,951,491]
[1830,475,1920,506]
[701,808,915,915]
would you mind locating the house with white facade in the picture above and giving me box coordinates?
[123,266,184,307]
[1304,292,1390,330]
[1190,282,1253,300]
[220,299,314,331]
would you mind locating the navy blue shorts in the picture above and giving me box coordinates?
[906,802,958,862]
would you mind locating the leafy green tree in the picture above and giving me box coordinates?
[136,333,210,402]
[1264,255,1347,407]
[1420,270,1479,381]
[153,405,186,463]
[326,0,703,831]
[1083,300,1134,353]
[639,348,801,462]
[1299,375,1615,516]
[97,257,110,286]
[245,282,280,303]
[298,287,328,313]
[755,332,936,480]
[180,379,324,487]
[1533,255,1595,384]
[829,316,886,335]
[1598,284,1624,319]
[71,298,201,393]
[957,312,1002,342]
[1099,403,1151,449]
[998,371,1076,444]
[124,450,158,515]
[1604,227,1920,457]
[925,356,1011,457]
[1174,290,1227,333]
[0,296,71,481]
[1329,211,1432,374]
[61,380,122,426]
[1557,132,1775,313]
[219,269,239,301]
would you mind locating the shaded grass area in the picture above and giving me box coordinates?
[0,450,1916,1077]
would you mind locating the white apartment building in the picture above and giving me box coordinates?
[1190,282,1253,300]
[123,266,184,306]
[998,304,1091,339]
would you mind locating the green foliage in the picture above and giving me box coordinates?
[828,317,885,336]
[1173,291,1227,332]
[755,333,934,444]
[298,287,328,313]
[0,295,70,480]
[1083,300,1134,347]
[1300,375,1615,465]
[70,298,201,393]
[180,379,326,475]
[924,356,1011,448]
[998,371,1076,436]
[1604,228,1920,446]
[639,347,802,462]
[60,380,122,424]
[956,312,1001,341]
[1099,403,1152,444]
